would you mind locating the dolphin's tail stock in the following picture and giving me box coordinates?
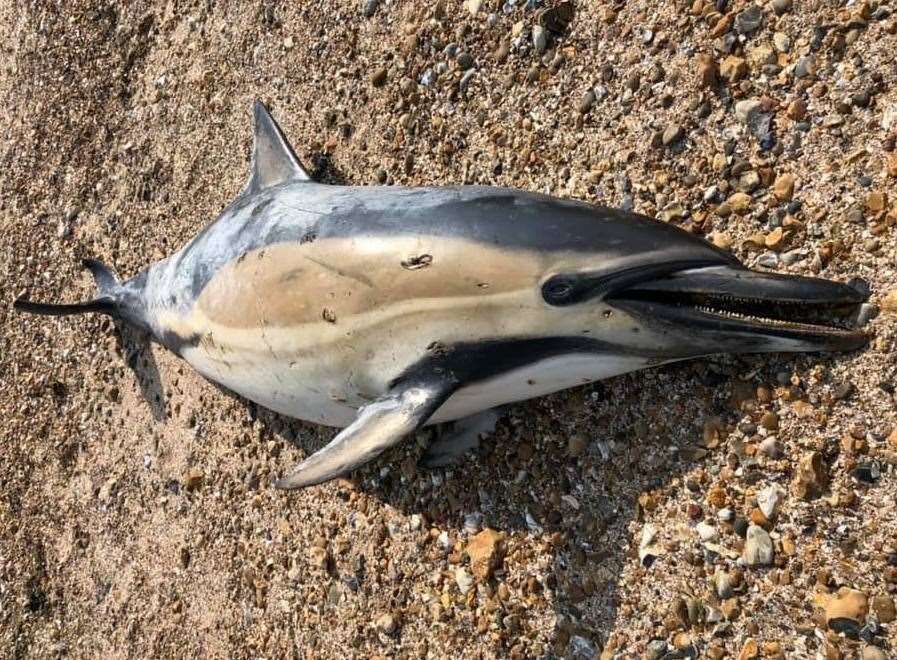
[14,259,121,318]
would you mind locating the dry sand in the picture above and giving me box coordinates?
[2,0,896,657]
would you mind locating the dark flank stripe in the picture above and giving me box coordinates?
[162,184,735,310]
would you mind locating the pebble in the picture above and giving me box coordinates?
[183,468,203,491]
[792,451,828,500]
[696,53,717,87]
[577,89,595,115]
[639,524,663,567]
[465,529,504,580]
[568,636,598,660]
[773,174,795,202]
[696,521,718,542]
[371,67,388,87]
[771,0,792,15]
[463,512,483,534]
[757,486,784,519]
[456,52,475,70]
[794,56,816,79]
[742,524,774,566]
[466,0,483,16]
[862,648,888,660]
[881,290,897,313]
[758,437,781,458]
[662,124,684,146]
[786,99,806,121]
[734,5,764,35]
[772,32,791,53]
[872,594,896,623]
[376,612,397,634]
[714,570,735,598]
[735,99,762,124]
[567,434,588,456]
[362,0,380,17]
[532,25,548,53]
[455,567,474,594]
[720,56,748,83]
[727,192,753,214]
[825,588,868,635]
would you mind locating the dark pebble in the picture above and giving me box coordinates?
[734,517,749,538]
[852,463,880,483]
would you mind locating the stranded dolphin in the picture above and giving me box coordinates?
[15,101,869,489]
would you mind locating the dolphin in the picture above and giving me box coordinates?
[14,101,869,489]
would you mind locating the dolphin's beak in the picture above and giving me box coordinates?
[607,265,869,353]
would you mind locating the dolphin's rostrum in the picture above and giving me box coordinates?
[15,101,869,489]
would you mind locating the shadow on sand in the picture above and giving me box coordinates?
[241,354,788,656]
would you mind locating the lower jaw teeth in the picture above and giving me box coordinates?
[694,305,848,332]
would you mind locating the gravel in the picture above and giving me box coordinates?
[2,0,896,657]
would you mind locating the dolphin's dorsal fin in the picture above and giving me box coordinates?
[244,100,311,194]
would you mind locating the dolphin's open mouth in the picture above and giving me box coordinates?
[608,265,869,351]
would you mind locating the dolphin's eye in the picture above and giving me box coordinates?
[542,276,576,305]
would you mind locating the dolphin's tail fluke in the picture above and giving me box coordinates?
[13,259,120,317]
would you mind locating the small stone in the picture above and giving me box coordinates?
[773,174,795,202]
[697,522,718,542]
[486,40,507,62]
[183,468,203,491]
[872,594,896,623]
[866,191,888,214]
[786,99,807,121]
[376,612,397,634]
[794,56,817,79]
[862,648,888,660]
[792,451,828,500]
[728,192,752,214]
[532,25,548,53]
[759,437,781,458]
[567,434,588,456]
[825,588,868,635]
[465,529,504,580]
[735,6,764,35]
[371,67,388,87]
[568,635,598,660]
[882,291,897,313]
[764,227,785,251]
[773,32,791,53]
[735,99,762,124]
[456,52,475,70]
[743,524,774,566]
[720,56,748,83]
[362,0,380,17]
[283,35,294,50]
[715,570,734,599]
[577,90,595,114]
[696,53,717,87]
[738,639,759,660]
[757,486,784,519]
[307,545,329,569]
[738,171,761,193]
[466,0,483,16]
[455,567,474,594]
[662,124,684,146]
[772,0,792,15]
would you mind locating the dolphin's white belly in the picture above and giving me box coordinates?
[183,340,653,428]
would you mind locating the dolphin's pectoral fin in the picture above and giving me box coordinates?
[243,100,311,196]
[274,381,455,490]
[419,407,506,469]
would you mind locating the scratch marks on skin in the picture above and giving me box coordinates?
[401,254,433,270]
[304,256,373,287]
